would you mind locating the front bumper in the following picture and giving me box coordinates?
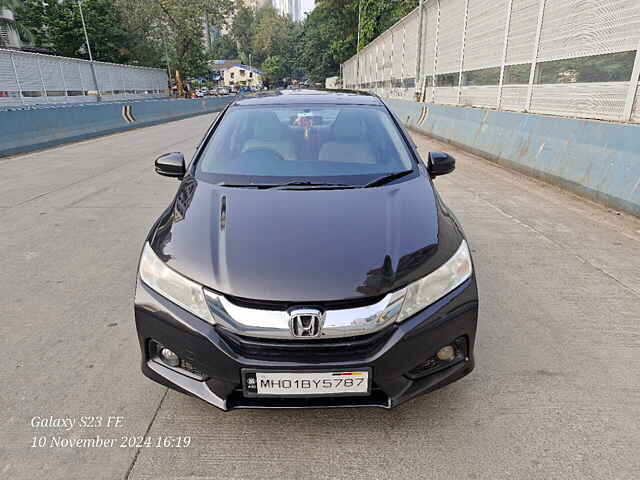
[134,277,478,410]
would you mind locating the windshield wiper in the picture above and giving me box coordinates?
[365,170,413,188]
[217,181,355,190]
[217,183,274,189]
[266,181,353,189]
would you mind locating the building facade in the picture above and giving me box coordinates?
[272,0,302,22]
[223,64,264,88]
[0,7,22,48]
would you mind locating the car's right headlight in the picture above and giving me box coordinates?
[396,239,473,323]
[138,242,214,324]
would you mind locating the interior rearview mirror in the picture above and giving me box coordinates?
[155,152,186,179]
[428,151,455,178]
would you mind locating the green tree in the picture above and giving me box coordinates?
[117,0,234,77]
[0,0,33,46]
[208,34,238,60]
[286,21,306,82]
[300,0,359,83]
[230,4,255,64]
[358,0,418,48]
[261,54,288,85]
[249,4,305,84]
[251,5,293,65]
[114,1,165,67]
[16,0,132,63]
[298,0,419,83]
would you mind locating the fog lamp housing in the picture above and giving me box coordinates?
[406,337,468,380]
[159,347,180,367]
[437,345,456,361]
[149,340,208,380]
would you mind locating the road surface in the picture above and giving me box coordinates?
[1,113,639,479]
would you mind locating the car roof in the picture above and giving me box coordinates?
[231,89,383,106]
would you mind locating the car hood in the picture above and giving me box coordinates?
[150,176,460,302]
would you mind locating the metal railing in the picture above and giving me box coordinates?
[342,0,640,123]
[0,49,168,108]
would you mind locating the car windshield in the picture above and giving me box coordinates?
[196,105,415,186]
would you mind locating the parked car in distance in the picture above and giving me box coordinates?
[135,90,478,411]
[215,87,230,96]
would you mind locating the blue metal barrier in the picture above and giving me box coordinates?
[0,97,232,157]
[386,99,640,217]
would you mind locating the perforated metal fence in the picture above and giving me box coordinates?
[342,0,640,123]
[0,49,168,107]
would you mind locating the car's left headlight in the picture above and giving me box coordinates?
[396,239,473,323]
[138,242,214,324]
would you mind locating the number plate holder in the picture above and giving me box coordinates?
[242,368,372,397]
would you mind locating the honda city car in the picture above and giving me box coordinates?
[134,90,478,410]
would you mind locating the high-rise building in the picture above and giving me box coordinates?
[273,0,303,22]
[291,0,302,22]
[0,6,22,48]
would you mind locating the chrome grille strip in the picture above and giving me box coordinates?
[204,288,407,340]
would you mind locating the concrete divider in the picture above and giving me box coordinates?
[386,98,640,217]
[0,97,232,157]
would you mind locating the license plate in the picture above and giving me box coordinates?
[242,369,371,397]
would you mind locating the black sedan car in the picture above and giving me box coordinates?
[135,90,478,410]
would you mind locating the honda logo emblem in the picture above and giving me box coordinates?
[289,308,324,338]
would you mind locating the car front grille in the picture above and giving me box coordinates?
[221,293,387,311]
[215,324,397,362]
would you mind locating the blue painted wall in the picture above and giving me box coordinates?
[0,97,232,157]
[386,99,640,217]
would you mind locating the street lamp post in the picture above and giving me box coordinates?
[356,0,363,88]
[415,0,425,100]
[77,0,101,102]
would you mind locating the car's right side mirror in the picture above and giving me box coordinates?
[427,151,455,178]
[155,152,186,179]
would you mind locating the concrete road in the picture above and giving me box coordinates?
[1,114,639,480]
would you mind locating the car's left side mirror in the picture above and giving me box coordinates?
[155,152,186,179]
[428,151,455,178]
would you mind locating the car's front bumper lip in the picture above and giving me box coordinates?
[134,277,478,411]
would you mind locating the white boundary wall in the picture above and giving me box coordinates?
[342,0,640,123]
[0,49,168,107]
